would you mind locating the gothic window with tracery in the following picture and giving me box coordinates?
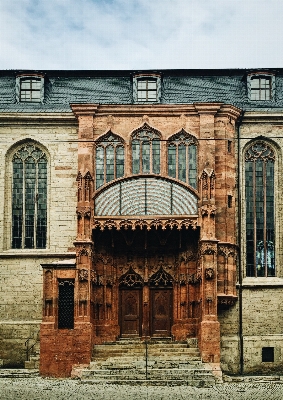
[132,125,161,175]
[245,141,275,277]
[95,132,124,189]
[12,143,47,249]
[167,130,197,188]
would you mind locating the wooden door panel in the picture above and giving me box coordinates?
[151,289,172,337]
[120,289,141,336]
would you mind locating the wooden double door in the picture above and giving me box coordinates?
[119,288,172,337]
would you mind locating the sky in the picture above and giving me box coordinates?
[0,0,283,70]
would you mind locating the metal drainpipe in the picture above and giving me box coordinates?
[237,110,244,375]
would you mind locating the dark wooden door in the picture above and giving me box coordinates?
[120,289,141,337]
[151,289,172,337]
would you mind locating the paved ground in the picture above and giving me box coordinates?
[1,378,283,400]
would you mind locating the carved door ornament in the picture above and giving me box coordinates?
[119,267,144,288]
[149,266,173,287]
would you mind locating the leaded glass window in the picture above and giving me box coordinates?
[12,143,47,249]
[167,130,197,188]
[132,126,160,175]
[95,132,124,189]
[245,141,275,277]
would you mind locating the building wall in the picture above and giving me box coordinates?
[239,116,283,373]
[0,114,78,366]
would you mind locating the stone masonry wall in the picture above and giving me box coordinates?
[0,114,78,366]
[238,117,283,373]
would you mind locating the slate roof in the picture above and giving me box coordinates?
[0,69,283,113]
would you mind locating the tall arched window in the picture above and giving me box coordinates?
[132,125,160,174]
[12,143,47,249]
[245,141,275,277]
[95,132,124,189]
[167,130,197,189]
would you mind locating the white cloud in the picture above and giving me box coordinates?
[0,0,282,69]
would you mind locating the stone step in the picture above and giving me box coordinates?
[78,368,216,387]
[92,351,200,359]
[72,338,218,385]
[0,369,39,378]
[80,378,215,387]
[92,358,202,365]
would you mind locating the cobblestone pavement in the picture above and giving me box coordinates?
[1,378,283,400]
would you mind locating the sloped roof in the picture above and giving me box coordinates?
[0,69,282,112]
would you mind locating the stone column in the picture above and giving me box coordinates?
[195,104,221,363]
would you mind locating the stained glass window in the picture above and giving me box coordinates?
[12,143,47,249]
[167,130,197,188]
[245,141,275,277]
[131,126,160,175]
[95,132,124,189]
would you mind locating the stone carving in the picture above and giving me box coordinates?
[218,244,237,260]
[205,267,214,280]
[76,206,91,218]
[119,267,143,287]
[201,204,217,216]
[245,141,275,163]
[78,269,88,281]
[149,266,173,287]
[93,218,198,231]
[217,295,238,307]
[78,245,91,257]
[199,168,216,200]
[199,242,217,256]
[93,252,111,265]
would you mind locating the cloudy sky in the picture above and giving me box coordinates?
[0,0,282,70]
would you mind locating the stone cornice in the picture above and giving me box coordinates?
[0,251,76,258]
[71,103,242,119]
[242,111,283,123]
[92,216,199,231]
[0,113,76,126]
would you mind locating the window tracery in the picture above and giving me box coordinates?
[168,130,197,188]
[132,124,161,175]
[95,132,124,189]
[12,143,47,249]
[245,141,275,277]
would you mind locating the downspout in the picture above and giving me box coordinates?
[237,110,244,375]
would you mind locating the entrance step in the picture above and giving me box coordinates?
[24,340,40,370]
[72,339,220,386]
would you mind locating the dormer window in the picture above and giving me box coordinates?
[137,79,157,101]
[16,75,44,103]
[133,74,161,103]
[247,73,274,101]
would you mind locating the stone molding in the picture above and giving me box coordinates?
[92,217,198,231]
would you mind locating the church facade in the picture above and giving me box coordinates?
[0,69,283,376]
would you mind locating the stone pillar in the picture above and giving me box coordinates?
[198,241,220,363]
[195,105,221,363]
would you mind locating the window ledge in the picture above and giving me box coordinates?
[238,277,283,288]
[0,250,76,258]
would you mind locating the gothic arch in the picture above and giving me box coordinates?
[94,130,125,189]
[4,139,50,250]
[243,138,278,278]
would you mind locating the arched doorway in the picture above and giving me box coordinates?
[149,267,173,337]
[119,267,143,337]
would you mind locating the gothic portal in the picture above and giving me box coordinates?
[40,103,240,377]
